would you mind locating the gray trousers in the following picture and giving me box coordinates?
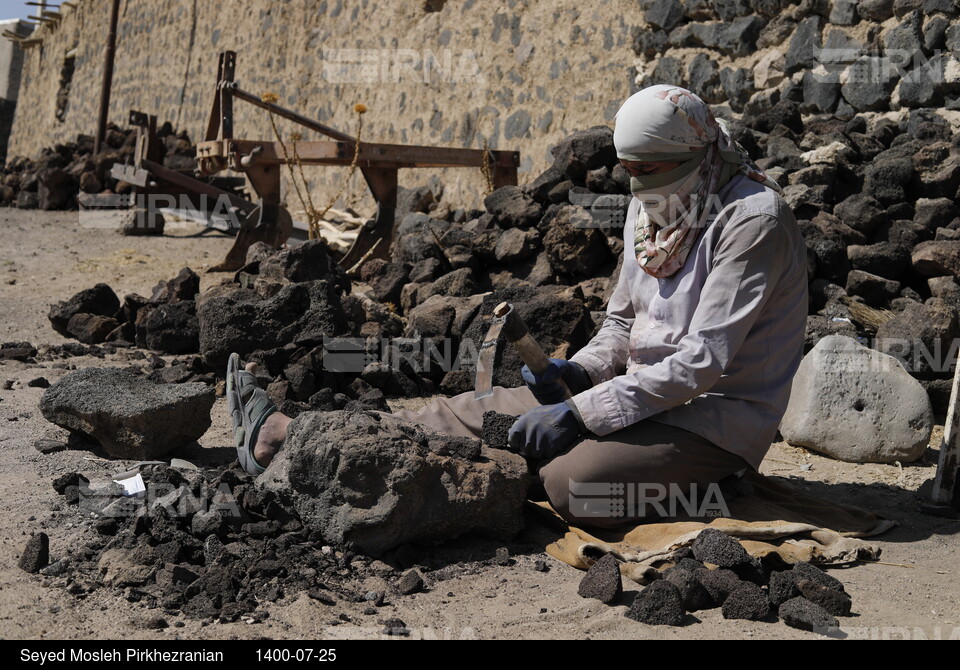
[390,387,749,529]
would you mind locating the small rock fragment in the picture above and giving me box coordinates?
[691,528,752,569]
[398,569,424,595]
[382,617,410,636]
[664,568,714,611]
[797,579,852,616]
[672,558,704,573]
[792,562,846,593]
[577,553,622,604]
[40,558,70,577]
[494,546,511,566]
[625,580,686,627]
[140,615,169,630]
[695,568,741,605]
[18,533,49,573]
[308,590,337,606]
[482,411,517,449]
[34,438,67,454]
[779,596,840,633]
[768,570,800,607]
[721,582,771,620]
[94,518,119,536]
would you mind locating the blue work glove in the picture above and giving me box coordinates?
[521,359,593,405]
[508,400,585,461]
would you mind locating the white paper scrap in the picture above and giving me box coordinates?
[113,472,146,497]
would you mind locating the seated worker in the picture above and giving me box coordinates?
[227,84,808,529]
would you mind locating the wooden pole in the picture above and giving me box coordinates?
[932,354,960,507]
[94,0,121,154]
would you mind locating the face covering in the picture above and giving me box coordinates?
[614,85,782,279]
[631,161,706,277]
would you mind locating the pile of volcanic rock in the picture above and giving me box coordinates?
[49,267,203,356]
[38,112,960,437]
[33,463,370,623]
[190,214,599,419]
[579,529,853,634]
[359,110,960,413]
[40,110,960,437]
[26,409,529,625]
[346,126,623,400]
[0,121,197,211]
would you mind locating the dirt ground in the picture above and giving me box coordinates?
[0,208,958,641]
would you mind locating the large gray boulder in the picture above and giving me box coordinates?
[779,336,932,463]
[258,411,529,556]
[40,368,215,460]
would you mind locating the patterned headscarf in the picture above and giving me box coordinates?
[614,85,781,279]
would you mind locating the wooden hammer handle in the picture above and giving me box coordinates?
[495,302,573,401]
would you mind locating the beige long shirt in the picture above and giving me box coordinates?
[569,175,809,470]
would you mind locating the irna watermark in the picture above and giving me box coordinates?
[567,479,730,520]
[321,49,485,84]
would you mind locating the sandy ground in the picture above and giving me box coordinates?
[0,208,958,641]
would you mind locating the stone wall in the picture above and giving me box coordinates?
[633,0,960,119]
[0,19,32,165]
[0,19,31,101]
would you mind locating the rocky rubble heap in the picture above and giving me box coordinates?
[42,103,960,442]
[40,463,347,623]
[30,412,530,624]
[36,8,960,424]
[0,122,197,210]
[190,224,599,420]
[49,267,202,353]
[579,529,853,634]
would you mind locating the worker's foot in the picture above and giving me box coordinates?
[227,354,287,476]
[252,411,292,469]
[240,361,291,469]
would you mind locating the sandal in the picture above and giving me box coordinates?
[226,353,278,476]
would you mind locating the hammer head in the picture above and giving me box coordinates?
[473,302,513,399]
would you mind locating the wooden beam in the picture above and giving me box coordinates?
[140,160,256,214]
[197,139,519,170]
[228,85,356,143]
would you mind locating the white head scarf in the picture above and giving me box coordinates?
[614,85,781,279]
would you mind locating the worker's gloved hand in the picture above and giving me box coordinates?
[508,400,585,461]
[521,359,593,405]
